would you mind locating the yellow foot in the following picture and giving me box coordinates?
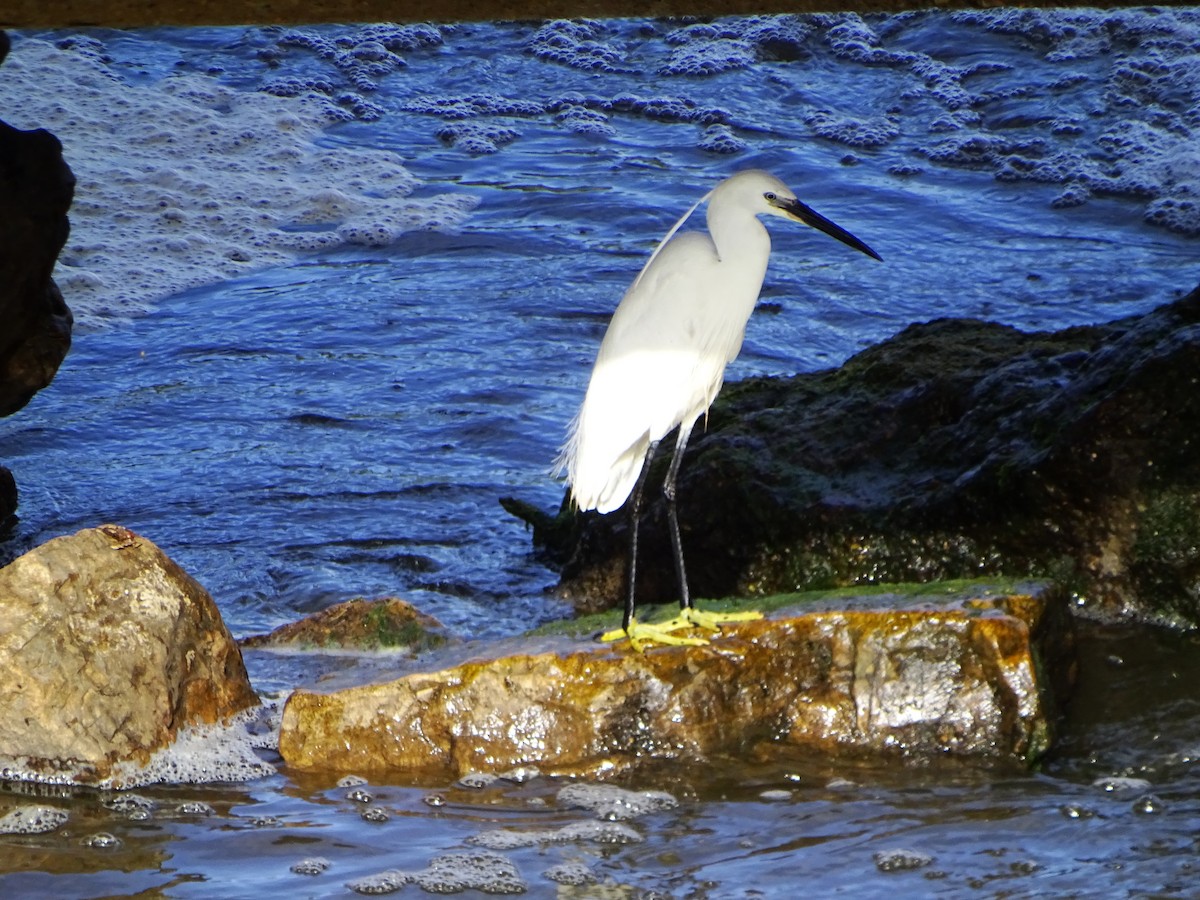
[600,607,764,652]
[600,617,708,653]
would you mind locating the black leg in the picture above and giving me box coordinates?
[623,440,660,632]
[663,425,693,613]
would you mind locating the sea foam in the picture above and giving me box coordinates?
[4,36,477,327]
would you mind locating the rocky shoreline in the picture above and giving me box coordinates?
[508,283,1200,629]
[0,526,1074,783]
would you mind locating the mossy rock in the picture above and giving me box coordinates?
[242,596,446,652]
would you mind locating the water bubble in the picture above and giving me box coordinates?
[1094,776,1152,793]
[177,801,215,816]
[346,788,374,804]
[1060,803,1097,819]
[498,765,541,784]
[361,806,390,823]
[759,789,793,802]
[338,775,369,788]
[81,832,122,849]
[458,772,499,789]
[874,848,934,872]
[102,794,156,819]
[1132,793,1164,814]
[292,857,331,876]
[423,793,446,808]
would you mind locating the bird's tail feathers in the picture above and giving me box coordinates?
[550,409,582,481]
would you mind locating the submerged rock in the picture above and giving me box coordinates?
[278,582,1071,777]
[241,595,446,652]
[0,525,257,784]
[518,287,1200,627]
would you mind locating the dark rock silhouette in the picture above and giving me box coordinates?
[0,32,76,528]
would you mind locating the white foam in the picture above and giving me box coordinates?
[100,706,278,789]
[468,818,642,850]
[3,36,477,327]
[0,705,279,790]
[556,782,678,820]
[0,805,69,834]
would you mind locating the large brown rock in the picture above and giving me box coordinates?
[279,582,1071,778]
[0,525,257,784]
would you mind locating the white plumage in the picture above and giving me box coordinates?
[554,168,880,648]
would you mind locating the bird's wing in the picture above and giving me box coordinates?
[564,233,733,512]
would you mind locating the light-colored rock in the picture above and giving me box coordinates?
[0,525,257,783]
[279,582,1073,778]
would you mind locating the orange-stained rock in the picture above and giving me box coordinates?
[279,583,1072,778]
[242,596,446,652]
[0,525,258,784]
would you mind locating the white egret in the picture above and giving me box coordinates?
[557,169,881,651]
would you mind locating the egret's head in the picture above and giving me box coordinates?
[727,169,882,262]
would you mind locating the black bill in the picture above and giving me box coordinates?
[774,196,882,261]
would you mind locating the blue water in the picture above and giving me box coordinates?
[2,9,1200,897]
[6,12,1199,640]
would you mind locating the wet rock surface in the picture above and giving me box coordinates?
[279,581,1071,777]
[0,525,257,784]
[0,34,75,528]
[523,287,1200,627]
[242,595,447,652]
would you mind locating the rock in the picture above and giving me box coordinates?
[0,42,76,528]
[519,286,1200,626]
[0,525,257,784]
[242,596,446,652]
[0,467,15,539]
[0,118,74,418]
[278,581,1071,777]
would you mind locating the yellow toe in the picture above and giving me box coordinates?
[682,607,763,631]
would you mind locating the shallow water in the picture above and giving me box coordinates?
[0,625,1198,897]
[2,9,1200,896]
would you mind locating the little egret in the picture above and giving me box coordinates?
[557,169,881,651]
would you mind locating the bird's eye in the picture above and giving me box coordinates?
[764,191,777,202]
